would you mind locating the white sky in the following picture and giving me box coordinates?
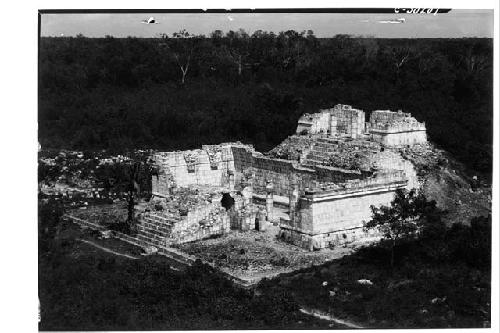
[41,9,494,38]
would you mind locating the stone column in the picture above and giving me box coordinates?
[288,178,300,228]
[257,208,267,231]
[228,170,235,191]
[242,186,252,206]
[265,180,274,222]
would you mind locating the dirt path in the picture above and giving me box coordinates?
[77,238,139,260]
[299,308,364,329]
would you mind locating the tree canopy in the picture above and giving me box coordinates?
[39,32,493,175]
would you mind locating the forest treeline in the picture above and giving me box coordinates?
[39,31,493,174]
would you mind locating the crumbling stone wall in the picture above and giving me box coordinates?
[368,150,419,190]
[296,110,331,135]
[329,104,366,138]
[153,143,250,196]
[232,145,369,197]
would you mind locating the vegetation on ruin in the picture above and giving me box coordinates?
[39,33,492,176]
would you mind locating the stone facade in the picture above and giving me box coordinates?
[295,104,366,138]
[279,171,407,250]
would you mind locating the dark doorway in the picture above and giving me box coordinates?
[255,218,260,231]
[220,192,235,211]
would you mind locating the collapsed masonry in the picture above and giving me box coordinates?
[137,105,427,250]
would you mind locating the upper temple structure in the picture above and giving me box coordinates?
[136,105,427,251]
[296,104,427,146]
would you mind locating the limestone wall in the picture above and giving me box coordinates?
[307,188,398,234]
[329,105,366,138]
[371,130,427,147]
[153,144,239,195]
[278,223,379,250]
[369,109,427,147]
[280,172,407,249]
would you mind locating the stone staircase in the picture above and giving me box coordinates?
[302,137,342,166]
[136,212,179,248]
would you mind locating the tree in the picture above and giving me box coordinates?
[160,30,202,84]
[364,188,440,268]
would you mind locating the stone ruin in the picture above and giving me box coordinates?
[135,105,427,251]
[296,104,427,147]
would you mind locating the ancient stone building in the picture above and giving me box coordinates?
[278,171,407,250]
[142,104,427,251]
[295,104,366,138]
[369,110,427,147]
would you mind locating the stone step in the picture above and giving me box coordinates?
[139,220,173,233]
[137,225,171,238]
[136,234,165,247]
[142,214,178,225]
[137,228,167,241]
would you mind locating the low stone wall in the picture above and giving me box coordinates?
[278,223,379,250]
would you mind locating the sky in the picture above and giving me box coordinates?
[40,9,494,38]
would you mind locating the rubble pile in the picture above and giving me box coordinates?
[137,185,231,246]
[267,135,316,160]
[399,143,446,177]
[304,138,378,171]
[157,186,223,214]
[39,149,154,206]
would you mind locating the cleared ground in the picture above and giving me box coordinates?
[176,220,377,284]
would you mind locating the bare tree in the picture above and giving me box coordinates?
[390,47,412,82]
[160,30,200,85]
[462,45,489,76]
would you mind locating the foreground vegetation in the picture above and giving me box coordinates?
[38,200,334,330]
[39,33,493,175]
[258,192,491,329]
[39,188,491,330]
